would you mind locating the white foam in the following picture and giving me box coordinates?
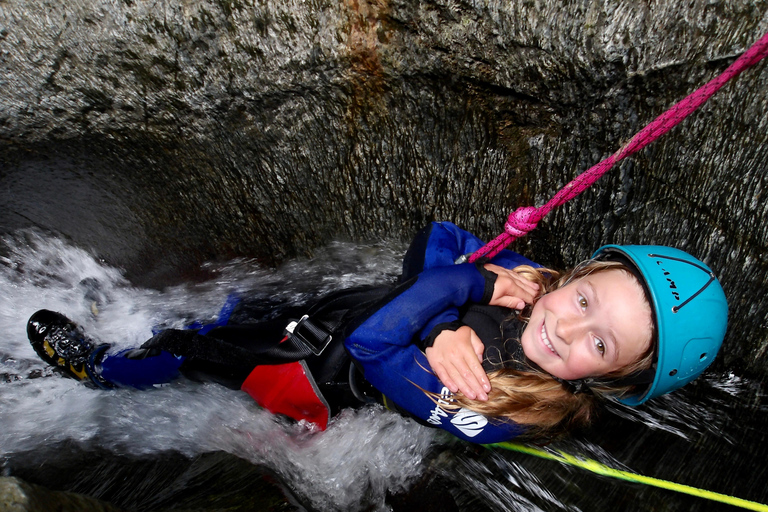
[0,229,435,509]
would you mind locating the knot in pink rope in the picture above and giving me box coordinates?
[504,206,540,238]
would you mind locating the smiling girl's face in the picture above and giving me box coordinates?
[520,269,653,381]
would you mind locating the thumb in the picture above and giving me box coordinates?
[470,330,484,362]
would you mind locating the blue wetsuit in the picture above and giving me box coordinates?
[345,222,538,443]
[93,222,539,443]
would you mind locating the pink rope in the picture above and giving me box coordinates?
[469,31,768,263]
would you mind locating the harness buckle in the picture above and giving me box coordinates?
[284,315,333,356]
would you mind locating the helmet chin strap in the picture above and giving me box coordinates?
[552,369,657,396]
[553,377,595,395]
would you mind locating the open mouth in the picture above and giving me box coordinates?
[540,323,559,357]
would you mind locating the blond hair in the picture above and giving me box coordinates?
[445,261,655,438]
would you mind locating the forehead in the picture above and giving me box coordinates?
[582,268,644,299]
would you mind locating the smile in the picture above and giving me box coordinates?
[541,324,559,356]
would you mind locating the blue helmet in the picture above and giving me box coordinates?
[592,245,728,405]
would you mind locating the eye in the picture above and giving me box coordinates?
[578,295,588,309]
[594,337,606,355]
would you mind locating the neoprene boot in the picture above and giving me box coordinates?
[27,309,112,388]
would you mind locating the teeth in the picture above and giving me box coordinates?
[541,324,557,355]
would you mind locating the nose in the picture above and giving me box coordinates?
[555,316,586,345]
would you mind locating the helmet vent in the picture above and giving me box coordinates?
[669,369,678,376]
[700,353,708,361]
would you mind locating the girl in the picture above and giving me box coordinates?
[27,222,728,443]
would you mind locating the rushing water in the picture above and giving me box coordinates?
[1,230,767,511]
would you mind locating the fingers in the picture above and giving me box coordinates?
[484,263,540,309]
[425,326,491,401]
[485,263,540,294]
[438,355,489,401]
[427,358,458,393]
[469,330,491,393]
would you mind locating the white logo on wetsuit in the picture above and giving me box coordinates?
[426,386,488,437]
[427,387,452,426]
[450,408,488,437]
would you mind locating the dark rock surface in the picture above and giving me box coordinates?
[1,6,767,508]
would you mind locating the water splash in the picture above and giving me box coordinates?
[0,229,435,510]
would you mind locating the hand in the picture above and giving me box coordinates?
[425,325,490,401]
[484,263,540,310]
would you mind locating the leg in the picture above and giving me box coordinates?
[27,305,321,391]
[27,310,184,390]
[98,346,184,390]
[141,310,313,389]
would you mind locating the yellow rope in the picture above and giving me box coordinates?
[489,442,768,512]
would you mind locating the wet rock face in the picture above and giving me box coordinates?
[0,476,125,512]
[1,2,767,372]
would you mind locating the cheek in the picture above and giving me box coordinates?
[520,320,533,346]
[519,318,540,360]
[560,351,598,379]
[530,295,548,316]
[522,301,543,337]
[537,289,567,312]
[569,350,594,369]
